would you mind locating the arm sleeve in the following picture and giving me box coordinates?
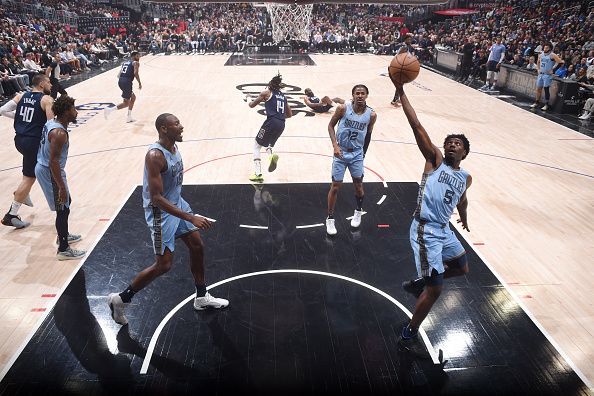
[0,100,17,119]
[363,132,372,155]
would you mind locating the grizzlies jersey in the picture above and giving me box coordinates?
[539,52,555,74]
[336,102,372,151]
[119,60,135,81]
[14,92,46,138]
[264,89,287,121]
[37,120,68,169]
[413,162,469,225]
[142,143,184,209]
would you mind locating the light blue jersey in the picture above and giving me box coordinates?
[488,43,506,62]
[335,102,372,152]
[142,142,195,255]
[413,162,470,225]
[539,52,556,74]
[37,120,68,169]
[35,120,69,211]
[142,143,184,209]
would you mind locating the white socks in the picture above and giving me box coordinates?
[9,201,22,216]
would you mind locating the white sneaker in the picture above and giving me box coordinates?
[104,107,115,119]
[326,217,337,235]
[541,104,549,111]
[126,117,136,123]
[56,247,86,260]
[579,111,591,120]
[530,102,539,109]
[351,209,363,228]
[108,293,128,325]
[479,84,489,91]
[55,233,83,246]
[193,292,229,310]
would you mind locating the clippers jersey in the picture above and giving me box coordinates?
[37,120,68,169]
[264,89,287,121]
[142,143,184,209]
[335,102,372,152]
[413,162,470,225]
[14,92,46,138]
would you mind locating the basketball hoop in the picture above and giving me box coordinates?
[265,2,313,43]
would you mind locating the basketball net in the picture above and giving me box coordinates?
[265,3,313,43]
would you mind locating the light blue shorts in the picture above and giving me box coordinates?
[331,149,364,182]
[536,73,553,88]
[144,197,198,255]
[409,218,465,278]
[35,164,70,211]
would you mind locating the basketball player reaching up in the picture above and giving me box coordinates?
[326,84,377,236]
[0,75,54,229]
[246,74,292,183]
[393,81,472,354]
[107,113,228,326]
[104,51,142,123]
[303,88,344,113]
[391,33,415,107]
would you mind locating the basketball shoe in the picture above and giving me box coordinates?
[351,209,363,228]
[268,154,279,172]
[249,174,264,183]
[193,292,229,310]
[108,293,129,325]
[56,247,86,261]
[1,213,30,229]
[326,217,337,235]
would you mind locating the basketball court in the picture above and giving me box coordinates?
[0,51,592,395]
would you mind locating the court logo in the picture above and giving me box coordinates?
[237,83,316,117]
[71,102,115,129]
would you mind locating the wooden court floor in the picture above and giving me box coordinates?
[0,53,592,389]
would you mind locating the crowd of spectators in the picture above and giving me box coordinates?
[1,0,594,102]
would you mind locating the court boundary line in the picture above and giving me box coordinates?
[453,220,594,390]
[0,185,138,382]
[139,269,440,374]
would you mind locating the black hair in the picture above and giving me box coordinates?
[155,113,174,132]
[444,134,470,159]
[52,95,75,118]
[268,73,283,91]
[131,51,139,58]
[352,84,369,95]
[31,74,48,87]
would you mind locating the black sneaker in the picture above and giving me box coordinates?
[1,213,30,229]
[402,278,425,298]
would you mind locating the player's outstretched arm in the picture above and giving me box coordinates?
[248,89,270,108]
[146,149,211,230]
[394,83,440,166]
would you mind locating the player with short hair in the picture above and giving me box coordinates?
[479,37,506,92]
[104,51,142,123]
[35,95,86,260]
[0,74,54,228]
[393,81,472,354]
[325,84,377,235]
[107,113,229,326]
[530,42,563,111]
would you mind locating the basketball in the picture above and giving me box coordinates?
[388,53,420,84]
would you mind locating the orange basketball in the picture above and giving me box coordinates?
[388,53,420,84]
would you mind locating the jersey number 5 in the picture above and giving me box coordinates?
[443,189,454,205]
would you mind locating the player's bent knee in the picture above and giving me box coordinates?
[445,254,468,273]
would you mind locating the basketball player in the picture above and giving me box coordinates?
[479,37,506,92]
[104,51,142,123]
[35,95,86,260]
[391,33,415,107]
[325,84,377,235]
[393,82,471,353]
[107,113,228,326]
[303,88,344,113]
[246,74,292,183]
[46,51,68,99]
[530,42,563,111]
[0,75,54,229]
